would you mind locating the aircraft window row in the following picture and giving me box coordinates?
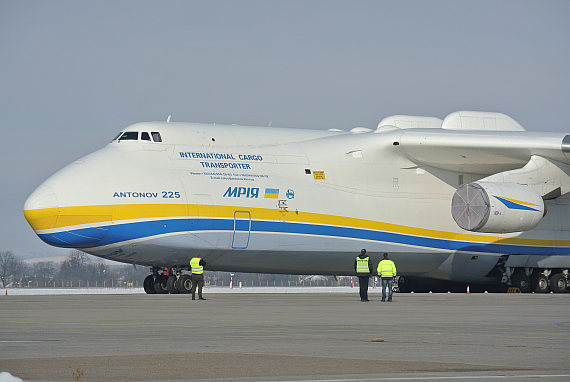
[116,131,162,142]
[151,132,162,142]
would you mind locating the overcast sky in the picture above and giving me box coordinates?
[1,1,570,259]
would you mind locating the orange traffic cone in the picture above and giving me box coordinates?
[5,289,7,296]
[350,277,354,288]
[466,285,471,294]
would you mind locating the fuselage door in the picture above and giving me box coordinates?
[232,211,251,249]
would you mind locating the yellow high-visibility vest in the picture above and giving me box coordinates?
[190,257,204,274]
[356,256,370,274]
[377,259,397,277]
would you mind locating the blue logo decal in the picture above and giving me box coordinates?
[286,189,295,199]
[223,187,259,198]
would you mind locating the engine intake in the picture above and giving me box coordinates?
[451,182,544,233]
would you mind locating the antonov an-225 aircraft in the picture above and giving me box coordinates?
[24,111,570,294]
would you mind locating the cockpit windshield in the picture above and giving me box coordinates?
[113,130,163,143]
[151,132,162,142]
[118,132,139,141]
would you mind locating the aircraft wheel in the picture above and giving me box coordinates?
[550,273,567,293]
[396,276,412,293]
[176,274,192,294]
[533,274,549,293]
[153,275,169,294]
[143,275,156,294]
[167,275,179,294]
[512,273,531,293]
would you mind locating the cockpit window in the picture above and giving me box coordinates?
[112,132,123,141]
[151,132,162,142]
[141,132,151,141]
[118,131,138,141]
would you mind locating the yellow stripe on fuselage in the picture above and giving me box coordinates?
[23,203,570,247]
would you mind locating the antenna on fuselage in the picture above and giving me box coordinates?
[166,115,172,123]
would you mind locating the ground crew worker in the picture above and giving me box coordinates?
[354,249,373,302]
[190,253,207,300]
[377,252,397,302]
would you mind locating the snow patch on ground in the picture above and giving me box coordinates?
[0,372,23,382]
[3,286,356,295]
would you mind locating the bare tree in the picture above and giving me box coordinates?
[0,251,27,287]
[33,261,56,286]
[59,250,90,281]
[85,261,108,282]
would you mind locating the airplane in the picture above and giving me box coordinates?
[24,110,570,294]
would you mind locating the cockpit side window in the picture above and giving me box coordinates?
[141,132,151,141]
[118,131,139,141]
[151,132,162,142]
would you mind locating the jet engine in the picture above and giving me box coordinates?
[451,182,544,233]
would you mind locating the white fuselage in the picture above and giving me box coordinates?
[24,122,570,284]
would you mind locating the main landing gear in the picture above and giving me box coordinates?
[505,268,568,293]
[143,266,193,294]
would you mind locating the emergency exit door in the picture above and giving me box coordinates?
[232,211,251,249]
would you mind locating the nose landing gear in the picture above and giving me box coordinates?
[166,274,179,294]
[176,274,192,294]
[143,273,156,294]
[143,266,193,294]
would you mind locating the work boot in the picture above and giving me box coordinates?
[192,296,195,300]
[199,297,206,300]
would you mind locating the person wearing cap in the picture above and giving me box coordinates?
[377,252,397,302]
[354,248,373,302]
[190,252,207,300]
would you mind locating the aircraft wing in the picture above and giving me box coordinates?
[397,130,570,175]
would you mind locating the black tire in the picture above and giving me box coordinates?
[176,274,192,294]
[550,273,567,293]
[143,275,156,294]
[167,275,179,294]
[153,275,169,294]
[512,273,531,293]
[533,274,550,293]
[396,276,412,293]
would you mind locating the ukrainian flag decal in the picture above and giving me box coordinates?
[264,188,279,198]
[493,196,540,212]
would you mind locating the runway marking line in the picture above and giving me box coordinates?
[537,329,567,332]
[0,340,43,343]
[12,322,570,341]
[16,321,195,328]
[268,374,570,381]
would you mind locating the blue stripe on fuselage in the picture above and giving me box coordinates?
[37,218,570,255]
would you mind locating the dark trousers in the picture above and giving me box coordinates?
[358,276,369,301]
[191,274,204,298]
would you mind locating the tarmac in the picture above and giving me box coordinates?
[0,291,569,381]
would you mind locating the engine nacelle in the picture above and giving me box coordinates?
[451,182,544,233]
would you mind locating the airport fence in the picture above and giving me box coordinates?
[6,277,360,289]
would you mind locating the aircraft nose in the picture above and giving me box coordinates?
[24,170,112,248]
[24,182,60,232]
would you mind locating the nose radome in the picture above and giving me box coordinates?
[24,183,58,210]
[23,182,60,232]
[24,164,113,248]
